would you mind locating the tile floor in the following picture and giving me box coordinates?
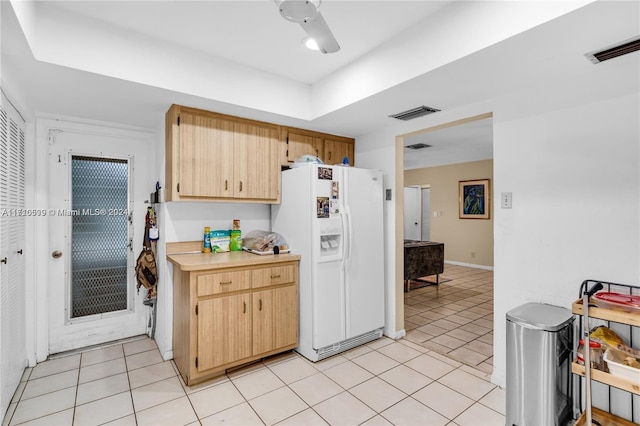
[403,264,495,375]
[3,333,505,425]
[3,263,500,426]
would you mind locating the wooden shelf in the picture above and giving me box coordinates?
[572,293,640,424]
[572,299,640,327]
[572,361,640,395]
[574,406,637,426]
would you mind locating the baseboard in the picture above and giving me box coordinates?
[162,349,173,361]
[445,260,494,271]
[384,329,406,340]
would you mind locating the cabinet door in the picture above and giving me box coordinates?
[197,294,251,371]
[234,122,280,200]
[178,111,234,198]
[286,132,322,162]
[252,285,298,356]
[324,139,354,166]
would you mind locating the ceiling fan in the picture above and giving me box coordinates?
[276,0,340,54]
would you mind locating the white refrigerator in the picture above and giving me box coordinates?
[271,164,385,361]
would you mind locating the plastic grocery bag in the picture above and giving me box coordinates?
[242,230,288,253]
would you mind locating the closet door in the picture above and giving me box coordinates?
[0,102,26,420]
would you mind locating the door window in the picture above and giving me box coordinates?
[70,156,130,318]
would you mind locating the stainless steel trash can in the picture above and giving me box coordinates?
[506,302,574,426]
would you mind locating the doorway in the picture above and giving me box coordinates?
[403,186,421,240]
[399,113,495,373]
[403,186,431,242]
[45,122,152,355]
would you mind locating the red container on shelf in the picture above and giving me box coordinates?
[593,292,640,313]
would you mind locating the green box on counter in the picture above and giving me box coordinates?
[210,230,230,252]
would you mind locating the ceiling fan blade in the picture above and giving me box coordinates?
[299,11,340,54]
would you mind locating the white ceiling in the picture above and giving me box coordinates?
[45,1,453,85]
[2,1,638,169]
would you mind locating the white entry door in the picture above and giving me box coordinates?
[403,186,421,241]
[47,125,151,354]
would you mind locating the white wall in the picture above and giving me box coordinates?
[154,200,272,360]
[493,91,640,386]
[356,68,639,392]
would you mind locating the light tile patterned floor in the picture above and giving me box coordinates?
[404,264,495,375]
[3,335,504,425]
[3,263,501,426]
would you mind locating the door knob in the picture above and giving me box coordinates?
[52,250,63,259]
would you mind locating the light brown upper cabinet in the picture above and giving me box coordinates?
[281,127,355,166]
[324,138,355,166]
[166,105,281,203]
[284,131,323,162]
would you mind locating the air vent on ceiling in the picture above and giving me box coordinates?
[405,143,432,150]
[585,36,640,64]
[389,105,441,121]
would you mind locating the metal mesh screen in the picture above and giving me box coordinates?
[71,156,129,318]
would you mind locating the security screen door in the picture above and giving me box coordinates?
[70,156,129,317]
[48,128,149,354]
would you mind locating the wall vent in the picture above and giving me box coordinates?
[585,36,640,64]
[406,143,432,150]
[389,105,440,121]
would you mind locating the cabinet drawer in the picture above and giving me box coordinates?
[197,270,251,296]
[252,265,297,289]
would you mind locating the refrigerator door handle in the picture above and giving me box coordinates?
[344,207,352,265]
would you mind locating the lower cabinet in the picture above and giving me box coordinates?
[197,293,252,372]
[252,286,298,355]
[170,253,300,385]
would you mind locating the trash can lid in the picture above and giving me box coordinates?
[506,302,574,331]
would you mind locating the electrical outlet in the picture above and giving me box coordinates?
[501,192,512,209]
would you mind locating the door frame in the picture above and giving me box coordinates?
[33,118,155,362]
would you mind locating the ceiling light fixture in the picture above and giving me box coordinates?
[275,0,340,54]
[303,36,320,51]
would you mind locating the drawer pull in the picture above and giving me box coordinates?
[220,281,233,285]
[271,274,281,279]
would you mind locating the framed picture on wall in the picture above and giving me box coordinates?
[459,179,490,219]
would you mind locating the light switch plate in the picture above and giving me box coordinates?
[501,192,512,209]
